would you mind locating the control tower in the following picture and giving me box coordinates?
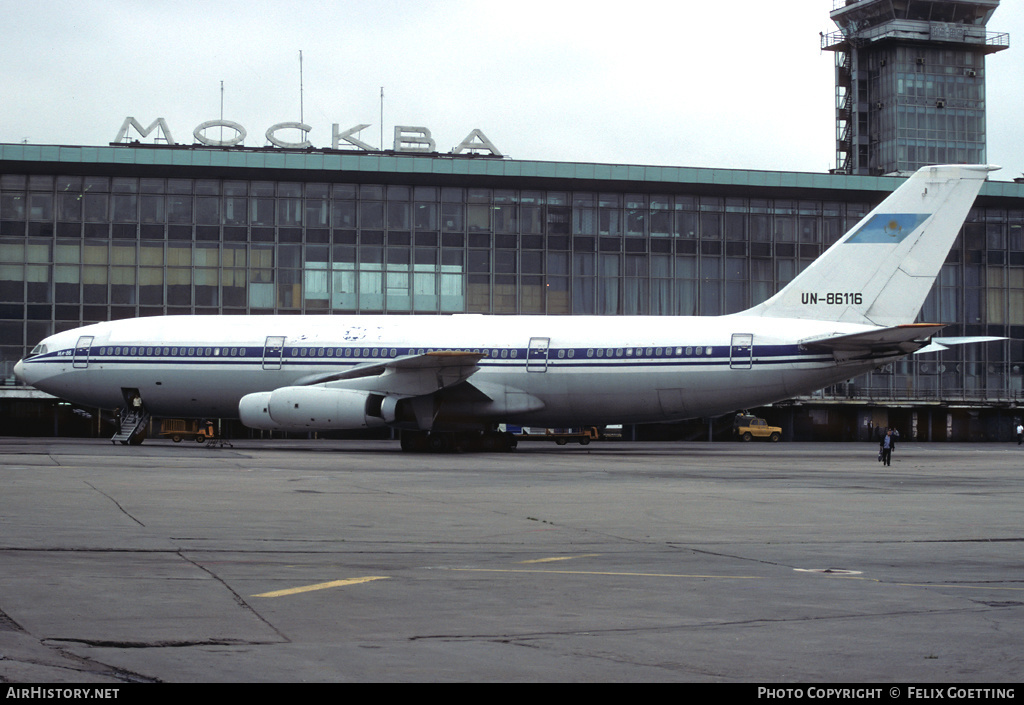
[822,0,1009,175]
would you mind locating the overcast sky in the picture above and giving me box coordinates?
[2,0,1022,181]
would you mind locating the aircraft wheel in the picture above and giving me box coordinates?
[428,433,451,453]
[401,431,432,453]
[480,432,503,452]
[502,433,518,451]
[400,431,421,452]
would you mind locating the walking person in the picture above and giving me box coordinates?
[1016,421,1022,446]
[879,428,896,466]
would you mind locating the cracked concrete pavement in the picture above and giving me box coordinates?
[1,438,1022,682]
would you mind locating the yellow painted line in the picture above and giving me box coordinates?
[518,554,601,564]
[450,568,763,580]
[253,576,389,598]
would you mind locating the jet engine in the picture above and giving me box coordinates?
[238,391,277,430]
[238,387,388,431]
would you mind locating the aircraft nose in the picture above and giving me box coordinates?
[13,358,26,383]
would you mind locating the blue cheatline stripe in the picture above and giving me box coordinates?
[38,343,825,360]
[31,344,835,369]
[846,213,931,244]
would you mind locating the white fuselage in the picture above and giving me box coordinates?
[15,314,878,429]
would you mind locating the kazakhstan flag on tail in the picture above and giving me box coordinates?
[847,213,931,244]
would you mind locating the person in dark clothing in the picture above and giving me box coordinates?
[879,428,896,466]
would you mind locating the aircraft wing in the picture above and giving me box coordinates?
[291,350,487,396]
[799,323,946,361]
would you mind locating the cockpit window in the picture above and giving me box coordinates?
[29,344,47,357]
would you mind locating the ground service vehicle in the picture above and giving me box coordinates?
[734,415,782,442]
[160,419,216,443]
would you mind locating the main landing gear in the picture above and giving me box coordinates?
[399,430,518,453]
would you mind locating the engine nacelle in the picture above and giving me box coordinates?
[238,391,279,430]
[264,386,387,430]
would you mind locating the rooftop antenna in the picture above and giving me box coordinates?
[219,80,224,144]
[299,50,304,125]
[380,86,384,151]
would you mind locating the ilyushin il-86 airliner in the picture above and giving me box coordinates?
[14,164,999,451]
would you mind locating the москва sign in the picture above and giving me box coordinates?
[115,117,503,156]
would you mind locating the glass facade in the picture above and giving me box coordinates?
[2,151,1023,411]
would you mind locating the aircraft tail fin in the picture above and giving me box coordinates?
[740,164,996,326]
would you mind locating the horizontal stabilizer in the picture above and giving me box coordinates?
[914,336,1005,355]
[799,323,945,361]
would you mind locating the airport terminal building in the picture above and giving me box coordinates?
[1,0,1021,441]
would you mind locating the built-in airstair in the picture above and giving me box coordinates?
[111,408,150,445]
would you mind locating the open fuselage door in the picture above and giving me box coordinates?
[262,336,286,370]
[730,333,753,370]
[73,336,93,369]
[527,337,550,372]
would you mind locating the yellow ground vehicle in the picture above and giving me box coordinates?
[159,419,216,443]
[734,415,782,442]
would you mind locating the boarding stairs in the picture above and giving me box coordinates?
[111,408,150,445]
